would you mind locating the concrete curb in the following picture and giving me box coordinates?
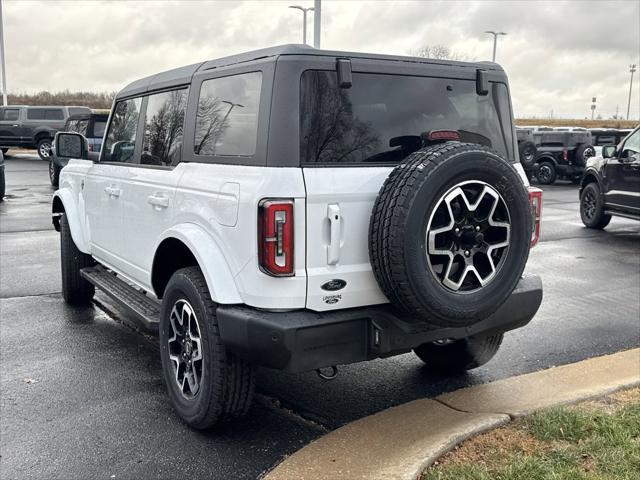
[264,348,640,480]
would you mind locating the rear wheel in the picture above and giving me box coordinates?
[536,161,556,185]
[37,138,52,161]
[60,214,95,305]
[159,267,255,429]
[414,333,503,373]
[580,182,611,229]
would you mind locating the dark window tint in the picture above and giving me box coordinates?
[594,135,615,146]
[141,89,188,166]
[45,109,64,120]
[102,97,142,163]
[27,108,46,120]
[300,71,514,164]
[93,119,107,138]
[0,108,19,121]
[194,72,261,156]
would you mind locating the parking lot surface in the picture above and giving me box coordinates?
[1,154,638,479]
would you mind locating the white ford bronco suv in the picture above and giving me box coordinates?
[52,45,543,429]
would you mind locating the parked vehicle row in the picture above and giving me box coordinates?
[0,105,91,160]
[51,45,543,429]
[49,110,109,187]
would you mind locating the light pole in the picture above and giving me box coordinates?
[289,5,314,45]
[627,64,636,120]
[0,0,7,106]
[484,31,507,62]
[313,0,321,48]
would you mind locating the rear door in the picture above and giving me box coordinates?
[119,88,189,285]
[300,68,516,311]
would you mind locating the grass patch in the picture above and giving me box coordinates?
[423,387,640,480]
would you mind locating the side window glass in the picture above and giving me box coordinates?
[45,109,64,120]
[0,108,19,121]
[27,109,46,120]
[66,120,77,132]
[102,98,142,163]
[621,130,640,157]
[93,119,107,138]
[194,71,262,156]
[141,88,188,166]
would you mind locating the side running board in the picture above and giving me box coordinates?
[80,265,160,333]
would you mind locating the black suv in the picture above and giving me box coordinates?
[534,129,595,185]
[0,105,90,160]
[580,126,640,228]
[49,110,109,186]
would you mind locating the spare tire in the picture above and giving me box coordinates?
[574,143,595,166]
[369,142,531,327]
[518,140,537,169]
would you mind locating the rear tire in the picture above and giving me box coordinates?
[159,267,255,429]
[536,161,557,185]
[60,214,95,305]
[580,182,611,229]
[414,333,503,373]
[37,138,52,161]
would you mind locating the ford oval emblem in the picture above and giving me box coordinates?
[321,279,347,291]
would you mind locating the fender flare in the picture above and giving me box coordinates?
[535,152,558,167]
[153,224,242,305]
[52,189,90,253]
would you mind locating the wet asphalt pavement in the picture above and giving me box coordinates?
[1,154,639,480]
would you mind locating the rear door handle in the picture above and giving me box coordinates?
[104,185,121,198]
[147,193,170,209]
[327,204,341,265]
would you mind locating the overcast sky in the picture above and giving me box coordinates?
[2,0,639,119]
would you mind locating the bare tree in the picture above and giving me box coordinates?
[411,45,474,62]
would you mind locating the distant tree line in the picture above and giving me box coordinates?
[7,90,115,109]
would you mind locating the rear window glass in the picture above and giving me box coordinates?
[194,71,262,157]
[1,108,19,121]
[300,71,514,165]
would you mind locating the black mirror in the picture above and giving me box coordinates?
[336,58,352,89]
[602,145,616,158]
[54,132,88,160]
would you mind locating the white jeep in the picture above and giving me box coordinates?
[52,45,543,429]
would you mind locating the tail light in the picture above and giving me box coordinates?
[528,187,543,247]
[258,199,294,276]
[562,149,568,161]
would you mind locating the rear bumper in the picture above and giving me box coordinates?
[217,274,543,373]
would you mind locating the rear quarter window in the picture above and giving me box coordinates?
[194,71,262,157]
[300,71,514,165]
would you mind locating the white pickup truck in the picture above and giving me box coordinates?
[52,45,543,429]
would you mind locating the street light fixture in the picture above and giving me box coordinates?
[627,64,637,120]
[484,30,507,62]
[289,5,314,45]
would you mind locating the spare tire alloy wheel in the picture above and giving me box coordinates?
[518,141,537,169]
[167,299,203,399]
[427,180,510,292]
[369,142,531,327]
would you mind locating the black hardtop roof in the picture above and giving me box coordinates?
[116,44,502,100]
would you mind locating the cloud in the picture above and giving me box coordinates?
[2,0,639,118]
